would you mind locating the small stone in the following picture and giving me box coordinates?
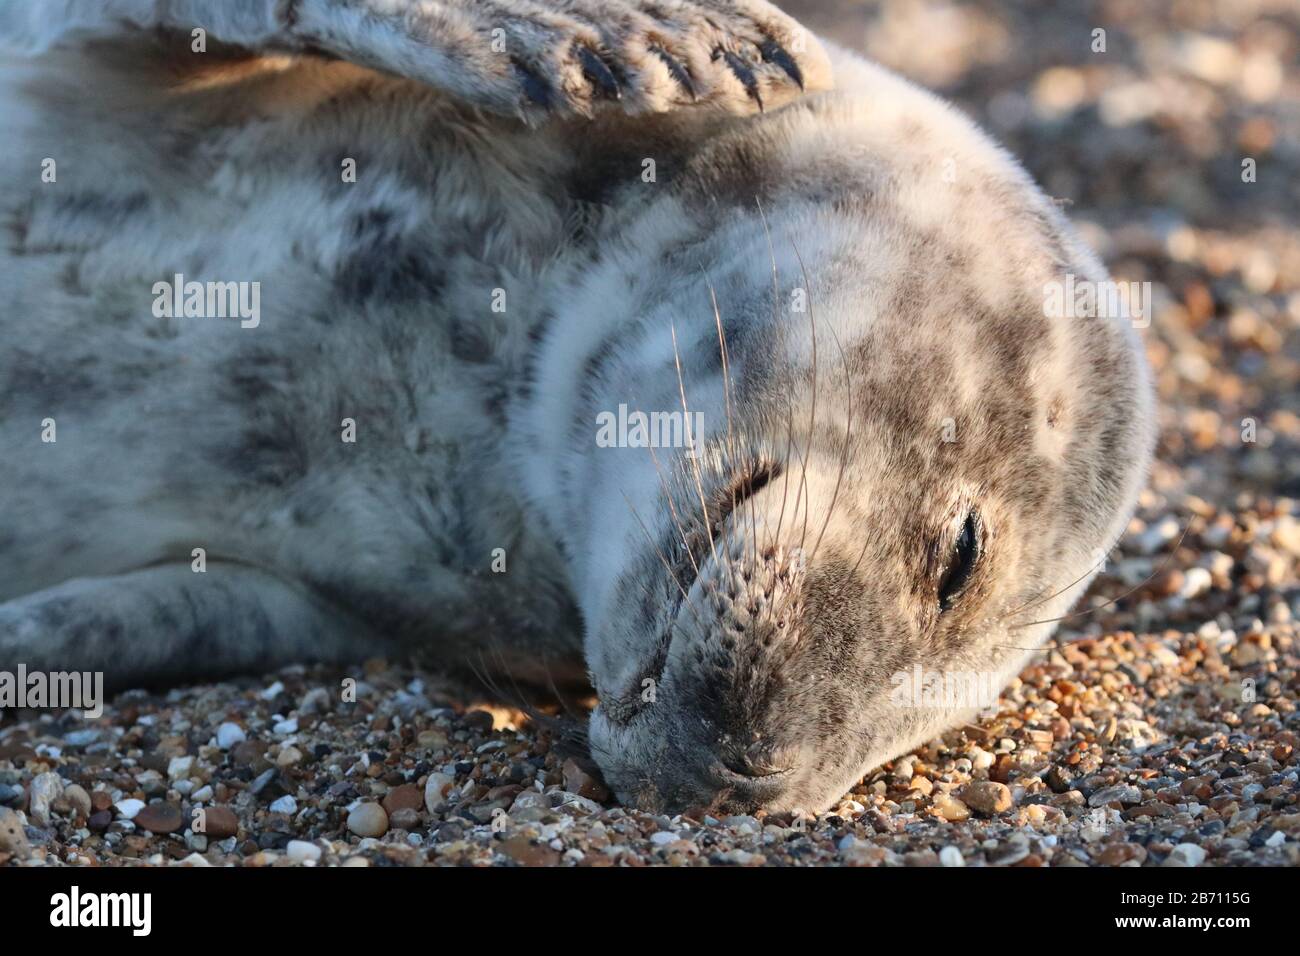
[90,790,113,813]
[1088,785,1142,808]
[424,772,455,813]
[1096,843,1146,866]
[216,722,246,750]
[286,840,322,863]
[87,810,113,832]
[276,746,303,768]
[934,795,971,822]
[939,846,965,867]
[417,728,449,749]
[389,807,421,830]
[202,806,239,839]
[63,729,102,747]
[27,772,63,827]
[269,795,297,815]
[167,755,195,781]
[231,740,271,772]
[347,802,388,838]
[964,781,1013,815]
[114,798,145,820]
[649,831,678,846]
[63,784,92,820]
[561,758,611,802]
[272,717,298,735]
[382,783,423,816]
[134,802,184,834]
[500,834,561,866]
[0,807,31,858]
[1163,843,1207,867]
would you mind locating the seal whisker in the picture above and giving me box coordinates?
[620,489,711,635]
[791,237,854,566]
[1006,519,1192,631]
[669,317,723,571]
[646,443,703,583]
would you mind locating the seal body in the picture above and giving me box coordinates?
[0,2,1153,812]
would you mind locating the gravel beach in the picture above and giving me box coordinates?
[2,0,1297,867]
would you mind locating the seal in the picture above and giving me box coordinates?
[0,0,1154,813]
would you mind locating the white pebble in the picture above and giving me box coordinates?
[939,846,965,867]
[269,796,297,815]
[1163,843,1207,867]
[216,722,246,750]
[114,798,145,820]
[1179,567,1213,599]
[424,772,455,813]
[286,840,322,863]
[649,831,677,846]
[167,756,195,781]
[272,717,298,735]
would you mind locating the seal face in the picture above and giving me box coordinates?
[0,2,1154,813]
[527,60,1155,813]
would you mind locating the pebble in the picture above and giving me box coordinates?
[0,807,31,858]
[63,784,92,820]
[167,755,195,781]
[1163,843,1208,867]
[561,758,611,802]
[381,783,423,816]
[389,808,421,830]
[649,831,678,846]
[216,722,247,750]
[963,781,1013,815]
[939,846,965,867]
[134,802,184,834]
[347,802,388,838]
[269,796,297,815]
[27,772,63,827]
[114,798,145,820]
[1088,785,1142,808]
[424,772,455,813]
[934,795,971,822]
[203,806,239,839]
[286,840,322,863]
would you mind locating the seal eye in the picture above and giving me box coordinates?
[938,511,980,612]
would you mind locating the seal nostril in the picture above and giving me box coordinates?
[720,745,792,779]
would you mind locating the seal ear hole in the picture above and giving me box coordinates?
[937,510,982,612]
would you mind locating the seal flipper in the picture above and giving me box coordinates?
[0,563,380,691]
[0,0,830,121]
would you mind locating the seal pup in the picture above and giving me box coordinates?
[0,1,1154,813]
